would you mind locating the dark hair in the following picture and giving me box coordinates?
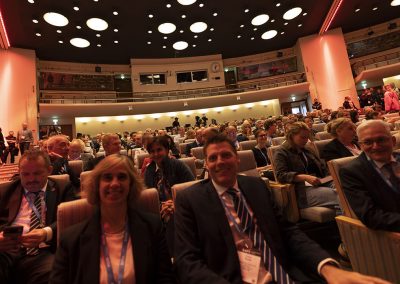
[264,119,276,130]
[19,149,51,168]
[146,136,170,152]
[349,110,358,123]
[365,111,379,120]
[255,129,266,138]
[203,133,237,156]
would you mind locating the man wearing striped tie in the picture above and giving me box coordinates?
[0,150,76,284]
[174,134,389,284]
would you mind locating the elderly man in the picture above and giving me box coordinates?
[185,128,204,157]
[85,133,121,170]
[174,134,389,284]
[17,122,34,155]
[0,150,76,284]
[340,120,400,232]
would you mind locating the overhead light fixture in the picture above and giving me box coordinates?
[245,103,255,109]
[298,24,302,27]
[214,107,224,112]
[199,3,204,7]
[96,33,101,37]
[208,38,212,42]
[177,0,196,5]
[114,40,119,43]
[86,18,108,31]
[240,24,244,28]
[35,32,41,37]
[354,8,360,12]
[58,40,63,43]
[270,19,275,23]
[213,12,218,16]
[164,36,168,39]
[114,28,118,32]
[43,12,69,27]
[229,105,239,110]
[97,44,101,47]
[192,44,196,47]
[251,14,269,26]
[284,22,288,25]
[32,19,38,23]
[372,7,378,11]
[199,109,209,114]
[391,0,400,6]
[283,7,302,20]
[158,22,176,34]
[181,15,186,18]
[303,12,307,16]
[76,25,81,29]
[210,27,214,31]
[261,30,277,39]
[237,35,241,38]
[98,117,109,123]
[134,115,144,120]
[151,113,161,119]
[78,117,90,123]
[183,110,193,116]
[166,3,172,8]
[148,14,154,18]
[113,11,118,15]
[163,45,166,48]
[147,41,151,44]
[70,37,90,48]
[180,30,184,33]
[168,112,177,117]
[173,41,188,50]
[73,6,79,11]
[190,22,207,33]
[276,3,281,7]
[281,31,285,34]
[116,116,127,121]
[28,0,34,3]
[251,37,255,40]
[194,35,198,38]
[57,29,62,33]
[244,8,249,13]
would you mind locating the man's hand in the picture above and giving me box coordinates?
[19,229,47,248]
[321,264,391,284]
[161,200,175,219]
[0,234,20,252]
[48,151,63,160]
[305,175,321,186]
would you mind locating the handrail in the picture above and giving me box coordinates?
[39,74,305,104]
[352,51,400,75]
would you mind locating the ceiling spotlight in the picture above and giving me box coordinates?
[240,24,244,28]
[114,28,118,32]
[56,29,62,33]
[210,28,214,31]
[281,31,285,34]
[251,37,254,40]
[148,14,154,18]
[96,33,101,37]
[180,30,184,33]
[163,45,166,48]
[237,35,241,38]
[303,12,307,16]
[58,40,63,43]
[372,7,378,11]
[173,41,188,50]
[181,15,186,18]
[253,27,258,31]
[192,44,196,47]
[166,3,171,8]
[244,8,249,13]
[163,36,168,39]
[208,38,212,42]
[93,0,98,2]
[113,11,118,15]
[190,22,207,33]
[354,8,360,12]
[283,7,302,20]
[70,37,90,48]
[73,6,79,11]
[147,41,151,44]
[284,22,288,25]
[114,40,119,43]
[76,25,81,29]
[97,44,101,47]
[43,12,69,27]
[86,18,108,31]
[213,12,218,16]
[251,14,269,26]
[276,3,281,7]
[32,19,38,23]
[158,22,176,34]
[391,0,400,6]
[35,33,41,36]
[271,19,275,23]
[194,35,198,38]
[28,0,34,3]
[148,30,152,33]
[261,30,277,40]
[298,24,302,27]
[177,0,196,5]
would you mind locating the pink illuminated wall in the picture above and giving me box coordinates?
[0,48,37,140]
[299,28,358,110]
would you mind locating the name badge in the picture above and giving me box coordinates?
[238,249,261,284]
[21,136,25,140]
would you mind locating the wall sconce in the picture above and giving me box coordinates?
[116,116,127,122]
[261,101,269,107]
[134,115,144,121]
[236,96,241,101]
[229,105,239,111]
[214,107,224,113]
[52,119,58,125]
[168,112,177,118]
[151,113,161,120]
[245,103,254,109]
[183,102,188,107]
[199,109,209,114]
[183,110,193,117]
[98,117,109,123]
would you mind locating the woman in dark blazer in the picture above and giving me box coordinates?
[50,154,175,284]
[321,118,361,162]
[251,129,270,167]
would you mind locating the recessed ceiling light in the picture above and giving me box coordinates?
[244,9,249,13]
[32,19,38,23]
[253,27,258,31]
[166,3,171,8]
[192,44,196,47]
[43,12,69,27]
[177,0,196,5]
[181,15,186,18]
[158,23,176,34]
[391,0,400,6]
[94,0,98,2]
[251,14,269,26]
[303,12,307,16]
[173,41,188,50]
[190,22,207,33]
[114,28,118,32]
[298,24,302,27]
[372,7,378,11]
[35,33,41,36]
[164,36,168,39]
[276,3,281,7]
[58,40,63,43]
[97,44,101,47]
[96,33,101,37]
[56,29,62,33]
[147,41,151,44]
[70,37,90,48]
[113,11,118,15]
[354,8,360,12]
[76,25,81,29]
[180,30,184,33]
[73,6,79,11]
[251,37,254,40]
[163,45,166,48]
[86,18,108,31]
[261,30,277,40]
[284,22,288,25]
[194,35,198,38]
[210,28,214,31]
[148,14,154,18]
[148,30,152,33]
[208,38,212,42]
[271,19,275,23]
[237,35,241,38]
[28,0,34,3]
[199,3,204,7]
[281,31,285,34]
[213,12,218,16]
[114,40,118,43]
[240,24,244,28]
[283,7,302,20]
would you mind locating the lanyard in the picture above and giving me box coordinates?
[255,146,268,164]
[101,220,130,284]
[24,191,45,226]
[221,190,253,234]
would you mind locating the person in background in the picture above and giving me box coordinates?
[85,133,121,171]
[17,122,34,155]
[0,128,5,164]
[264,119,277,146]
[349,110,359,124]
[343,96,358,110]
[225,126,240,150]
[237,123,252,142]
[251,129,270,167]
[384,84,400,113]
[2,131,18,164]
[172,117,180,129]
[312,98,322,110]
[68,139,94,172]
[174,127,186,143]
[185,128,204,157]
[50,154,175,283]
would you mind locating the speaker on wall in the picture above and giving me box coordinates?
[277,51,283,57]
[95,66,102,73]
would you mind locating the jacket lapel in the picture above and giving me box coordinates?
[45,179,58,225]
[7,183,23,224]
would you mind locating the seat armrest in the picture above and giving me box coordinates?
[269,182,299,223]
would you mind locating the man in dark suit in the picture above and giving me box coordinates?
[85,133,122,170]
[0,150,76,284]
[174,134,388,283]
[185,128,204,157]
[340,120,400,232]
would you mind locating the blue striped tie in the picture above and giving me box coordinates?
[26,192,42,255]
[226,188,294,284]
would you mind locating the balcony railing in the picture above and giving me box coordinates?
[39,72,306,104]
[352,51,400,75]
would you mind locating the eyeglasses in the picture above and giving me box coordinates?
[258,134,267,138]
[359,136,391,146]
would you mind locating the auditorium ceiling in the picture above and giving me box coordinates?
[0,0,399,64]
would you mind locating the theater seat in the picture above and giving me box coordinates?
[237,150,260,177]
[315,131,333,140]
[68,160,83,178]
[179,157,197,178]
[239,140,257,151]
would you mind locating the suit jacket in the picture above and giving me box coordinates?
[85,155,105,171]
[185,141,202,157]
[51,157,80,188]
[50,208,175,284]
[321,138,360,162]
[174,176,330,283]
[0,178,76,250]
[340,152,400,232]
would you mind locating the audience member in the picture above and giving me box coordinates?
[343,96,358,110]
[251,129,270,167]
[312,98,322,110]
[384,84,400,113]
[68,139,93,171]
[2,131,18,164]
[17,122,34,155]
[185,128,203,157]
[86,133,121,170]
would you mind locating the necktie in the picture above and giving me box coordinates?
[383,163,400,192]
[155,169,171,201]
[26,192,42,255]
[226,188,293,284]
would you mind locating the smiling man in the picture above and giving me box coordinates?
[340,120,400,232]
[174,134,389,284]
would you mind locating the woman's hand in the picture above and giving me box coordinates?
[161,200,175,219]
[304,175,321,186]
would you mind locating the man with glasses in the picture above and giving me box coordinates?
[340,120,400,232]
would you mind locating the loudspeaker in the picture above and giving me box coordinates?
[95,66,101,73]
[277,51,283,57]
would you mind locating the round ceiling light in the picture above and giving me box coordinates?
[190,22,207,33]
[283,7,302,20]
[177,0,196,5]
[173,41,188,50]
[70,38,90,48]
[251,14,269,26]
[43,12,69,27]
[158,22,176,34]
[391,0,400,6]
[86,18,108,31]
[261,30,277,40]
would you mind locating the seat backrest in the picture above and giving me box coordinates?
[95,151,105,158]
[80,171,92,193]
[327,156,357,218]
[237,150,259,177]
[394,133,400,150]
[48,174,72,192]
[191,146,204,160]
[179,157,197,178]
[171,180,201,202]
[267,145,281,181]
[57,188,160,245]
[179,142,190,156]
[312,123,326,132]
[239,140,257,151]
[119,149,128,156]
[185,139,196,144]
[68,160,83,178]
[136,153,150,169]
[313,139,333,158]
[272,137,285,146]
[315,131,333,140]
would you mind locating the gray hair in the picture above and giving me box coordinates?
[356,120,391,138]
